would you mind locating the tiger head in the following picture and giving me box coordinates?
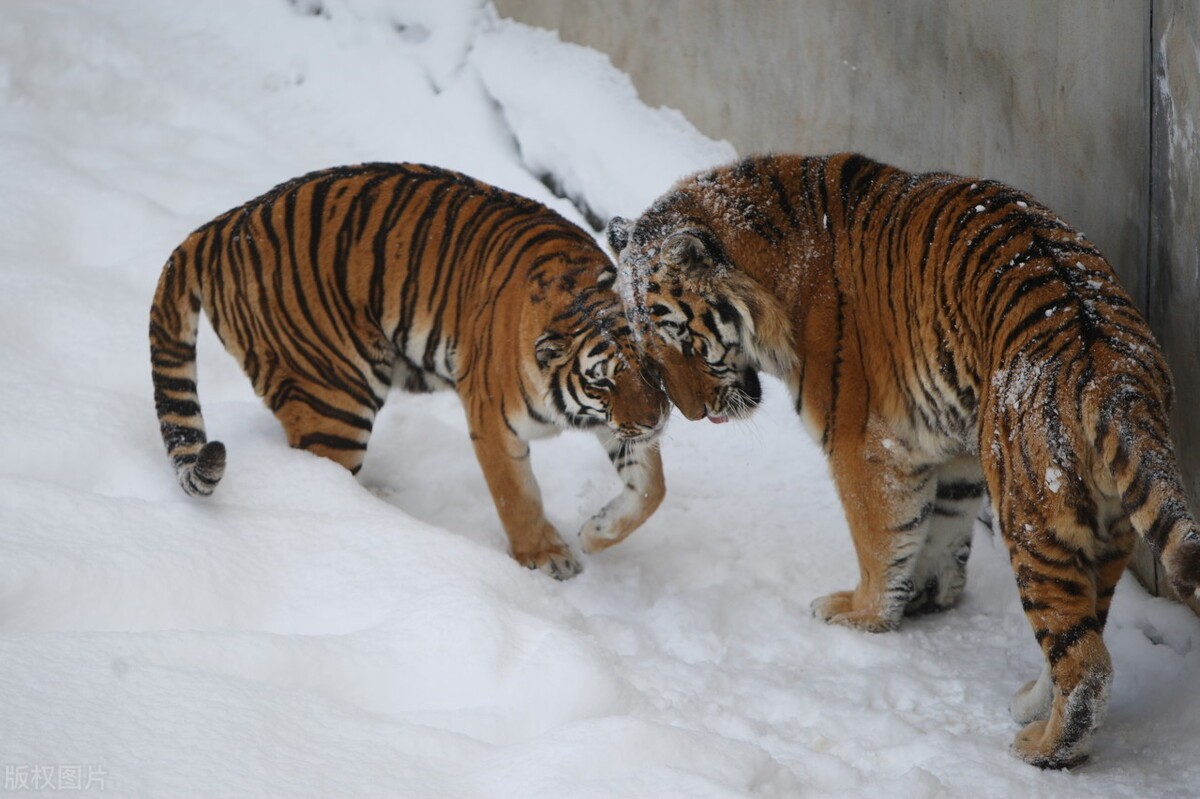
[607,215,795,424]
[532,266,670,442]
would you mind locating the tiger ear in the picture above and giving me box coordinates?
[662,230,720,273]
[535,331,570,369]
[726,271,797,379]
[606,216,632,255]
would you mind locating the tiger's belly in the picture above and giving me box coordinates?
[388,320,563,441]
[391,323,458,393]
[793,377,979,462]
[506,410,565,442]
[392,358,454,394]
[901,407,979,461]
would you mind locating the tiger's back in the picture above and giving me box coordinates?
[807,156,1169,459]
[151,163,670,578]
[610,153,1200,767]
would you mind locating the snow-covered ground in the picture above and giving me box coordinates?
[2,2,1199,796]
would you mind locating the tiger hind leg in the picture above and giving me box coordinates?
[904,456,985,615]
[267,376,379,475]
[1010,510,1134,726]
[1002,504,1123,769]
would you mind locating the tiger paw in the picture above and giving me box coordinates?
[578,513,630,554]
[578,515,610,555]
[517,546,582,581]
[1012,719,1090,770]
[903,575,965,616]
[811,590,899,633]
[1013,668,1107,769]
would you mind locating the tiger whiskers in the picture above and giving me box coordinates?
[725,389,768,447]
[724,385,759,419]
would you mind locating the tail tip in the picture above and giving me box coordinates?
[1166,532,1200,600]
[180,440,226,497]
[198,440,226,474]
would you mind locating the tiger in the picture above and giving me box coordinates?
[149,162,671,580]
[607,153,1200,768]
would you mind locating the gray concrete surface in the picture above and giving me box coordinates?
[496,0,1149,299]
[1146,0,1200,610]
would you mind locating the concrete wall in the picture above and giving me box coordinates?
[496,1,1200,605]
[1147,0,1200,610]
[496,0,1149,300]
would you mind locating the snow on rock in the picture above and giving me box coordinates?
[1,2,1199,797]
[470,17,736,230]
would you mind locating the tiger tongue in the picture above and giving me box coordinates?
[707,415,728,424]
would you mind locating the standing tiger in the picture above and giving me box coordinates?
[150,163,670,580]
[608,153,1200,768]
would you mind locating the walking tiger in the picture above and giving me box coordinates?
[150,163,670,579]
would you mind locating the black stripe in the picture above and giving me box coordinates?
[296,432,367,451]
[155,398,201,417]
[161,423,204,449]
[1046,617,1102,665]
[153,375,198,394]
[891,502,934,532]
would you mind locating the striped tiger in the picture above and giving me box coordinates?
[150,163,670,580]
[608,153,1200,768]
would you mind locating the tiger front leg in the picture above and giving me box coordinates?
[904,455,986,615]
[811,433,938,633]
[579,433,665,554]
[467,419,581,580]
